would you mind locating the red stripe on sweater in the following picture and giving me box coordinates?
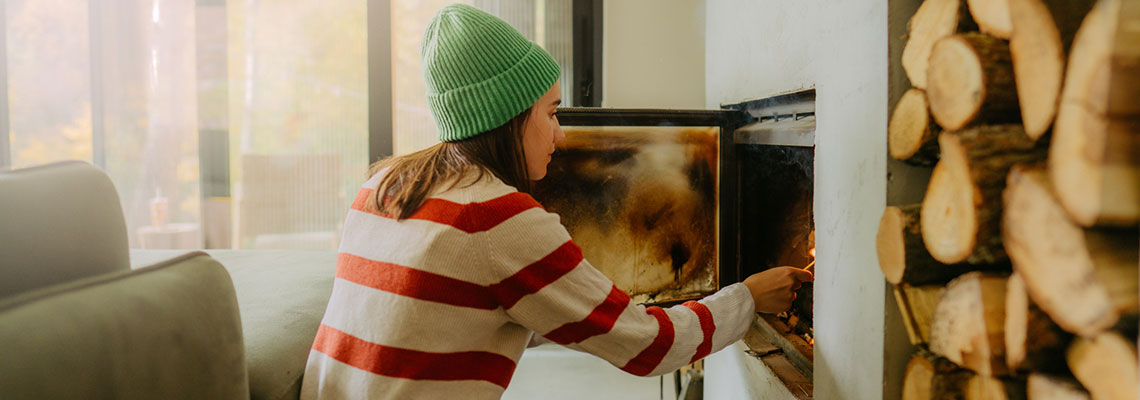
[336,253,498,310]
[350,188,542,233]
[620,307,675,376]
[682,301,716,363]
[490,241,584,309]
[542,286,631,344]
[311,324,517,388]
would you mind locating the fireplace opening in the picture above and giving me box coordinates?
[728,89,816,393]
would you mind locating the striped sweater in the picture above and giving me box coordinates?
[300,171,755,399]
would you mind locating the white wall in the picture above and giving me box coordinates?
[706,1,889,399]
[603,0,705,108]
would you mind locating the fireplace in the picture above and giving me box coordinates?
[534,90,817,394]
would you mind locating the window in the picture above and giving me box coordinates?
[1,0,587,249]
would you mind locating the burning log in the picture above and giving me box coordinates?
[877,205,980,285]
[902,0,977,89]
[1049,0,1140,227]
[1007,0,1096,139]
[889,89,941,166]
[921,126,1046,264]
[1026,374,1090,400]
[1003,272,1072,374]
[893,283,944,345]
[928,33,1020,131]
[929,271,1011,377]
[1001,164,1138,338]
[1066,331,1140,400]
[967,0,1012,39]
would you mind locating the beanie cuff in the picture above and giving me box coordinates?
[427,44,561,142]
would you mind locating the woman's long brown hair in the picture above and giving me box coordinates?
[369,109,533,220]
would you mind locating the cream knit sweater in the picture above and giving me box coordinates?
[300,172,755,399]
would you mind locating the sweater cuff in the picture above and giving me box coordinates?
[701,282,756,354]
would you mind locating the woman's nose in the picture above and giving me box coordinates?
[553,122,565,144]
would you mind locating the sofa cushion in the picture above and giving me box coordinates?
[0,252,248,399]
[132,249,338,400]
[0,161,130,299]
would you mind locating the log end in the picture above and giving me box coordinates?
[1003,272,1028,371]
[878,206,908,284]
[1049,102,1105,227]
[930,272,1005,376]
[903,354,936,400]
[890,89,936,161]
[928,35,989,131]
[968,0,1013,39]
[1066,331,1140,400]
[1008,0,1065,140]
[1026,374,1090,400]
[1002,164,1119,338]
[903,0,969,89]
[922,134,977,264]
[966,375,1013,400]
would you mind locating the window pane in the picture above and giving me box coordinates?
[228,0,367,249]
[6,0,93,169]
[98,0,201,250]
[391,0,573,156]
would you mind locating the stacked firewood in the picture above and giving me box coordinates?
[882,0,1140,398]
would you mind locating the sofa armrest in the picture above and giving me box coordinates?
[0,161,130,298]
[0,252,249,400]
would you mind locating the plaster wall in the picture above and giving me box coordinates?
[705,1,892,399]
[602,0,705,108]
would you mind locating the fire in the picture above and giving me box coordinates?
[809,247,816,258]
[809,338,815,346]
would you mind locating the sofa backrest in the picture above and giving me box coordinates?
[0,161,130,298]
[0,252,249,400]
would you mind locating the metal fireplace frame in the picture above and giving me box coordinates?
[554,89,816,396]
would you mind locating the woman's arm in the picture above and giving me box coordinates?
[484,203,809,376]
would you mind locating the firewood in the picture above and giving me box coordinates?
[930,271,1011,377]
[934,369,1027,400]
[904,350,960,400]
[889,89,941,166]
[878,205,977,285]
[922,126,1046,264]
[928,33,1021,131]
[1026,374,1090,400]
[903,0,977,89]
[968,0,1013,38]
[1004,272,1072,374]
[1049,0,1140,227]
[1002,164,1139,338]
[1008,0,1096,139]
[1066,331,1140,400]
[894,283,945,345]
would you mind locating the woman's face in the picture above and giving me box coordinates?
[522,81,564,180]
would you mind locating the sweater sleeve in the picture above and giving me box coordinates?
[484,204,756,377]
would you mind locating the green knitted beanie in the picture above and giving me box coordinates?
[422,4,561,142]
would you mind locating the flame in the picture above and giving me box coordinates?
[809,247,816,258]
[809,338,815,346]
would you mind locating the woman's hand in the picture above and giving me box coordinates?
[742,267,814,314]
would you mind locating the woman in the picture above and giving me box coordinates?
[301,4,813,399]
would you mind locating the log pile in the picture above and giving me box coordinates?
[885,0,1139,398]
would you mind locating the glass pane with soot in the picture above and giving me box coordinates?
[531,126,720,305]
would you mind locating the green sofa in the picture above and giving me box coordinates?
[0,161,336,400]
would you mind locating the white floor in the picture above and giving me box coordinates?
[502,344,678,400]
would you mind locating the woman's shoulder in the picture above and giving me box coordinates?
[433,170,534,205]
